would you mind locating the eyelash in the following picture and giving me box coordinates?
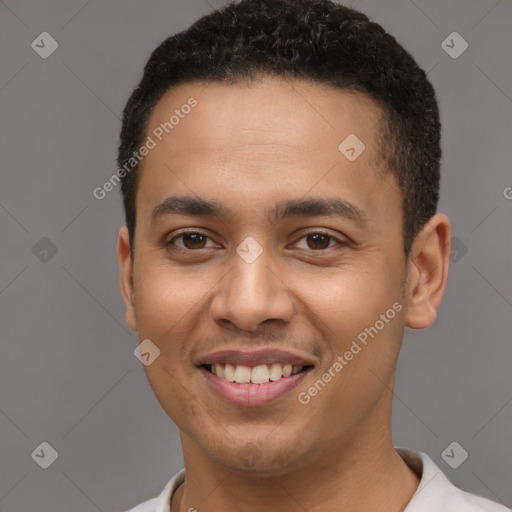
[166,230,347,252]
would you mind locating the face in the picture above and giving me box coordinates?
[118,76,448,474]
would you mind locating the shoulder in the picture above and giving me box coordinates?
[122,469,185,512]
[123,497,159,512]
[397,447,510,512]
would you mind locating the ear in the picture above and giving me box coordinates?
[117,226,137,330]
[404,213,451,330]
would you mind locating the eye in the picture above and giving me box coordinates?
[167,232,217,250]
[166,230,346,252]
[293,232,345,251]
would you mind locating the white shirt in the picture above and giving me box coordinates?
[124,447,510,511]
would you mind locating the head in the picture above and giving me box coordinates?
[117,0,450,474]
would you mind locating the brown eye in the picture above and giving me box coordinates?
[293,231,345,251]
[169,232,214,250]
[182,233,207,249]
[306,233,332,250]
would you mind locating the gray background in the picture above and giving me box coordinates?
[0,0,511,510]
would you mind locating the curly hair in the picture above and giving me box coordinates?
[118,0,441,257]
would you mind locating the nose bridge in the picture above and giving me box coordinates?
[211,243,293,331]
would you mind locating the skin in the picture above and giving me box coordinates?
[117,76,451,512]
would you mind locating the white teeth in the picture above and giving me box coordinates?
[269,363,283,381]
[215,364,224,379]
[224,363,236,382]
[251,364,270,384]
[234,365,251,383]
[209,363,306,384]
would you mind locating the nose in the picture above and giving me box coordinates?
[210,249,294,332]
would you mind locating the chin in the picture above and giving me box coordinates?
[201,430,313,475]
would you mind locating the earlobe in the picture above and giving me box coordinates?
[404,214,451,330]
[117,226,137,331]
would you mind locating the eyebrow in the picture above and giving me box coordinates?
[151,195,365,225]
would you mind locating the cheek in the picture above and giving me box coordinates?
[133,261,212,336]
[298,261,397,334]
[298,258,403,391]
[131,268,198,392]
[132,263,209,428]
[295,269,403,429]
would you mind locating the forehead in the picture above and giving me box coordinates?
[146,76,382,154]
[135,76,399,227]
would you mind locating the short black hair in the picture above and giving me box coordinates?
[118,0,440,257]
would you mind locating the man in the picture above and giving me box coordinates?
[116,0,509,510]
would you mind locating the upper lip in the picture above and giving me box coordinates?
[196,348,316,367]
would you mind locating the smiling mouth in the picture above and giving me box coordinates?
[201,363,313,384]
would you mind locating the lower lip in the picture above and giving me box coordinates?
[199,367,311,407]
